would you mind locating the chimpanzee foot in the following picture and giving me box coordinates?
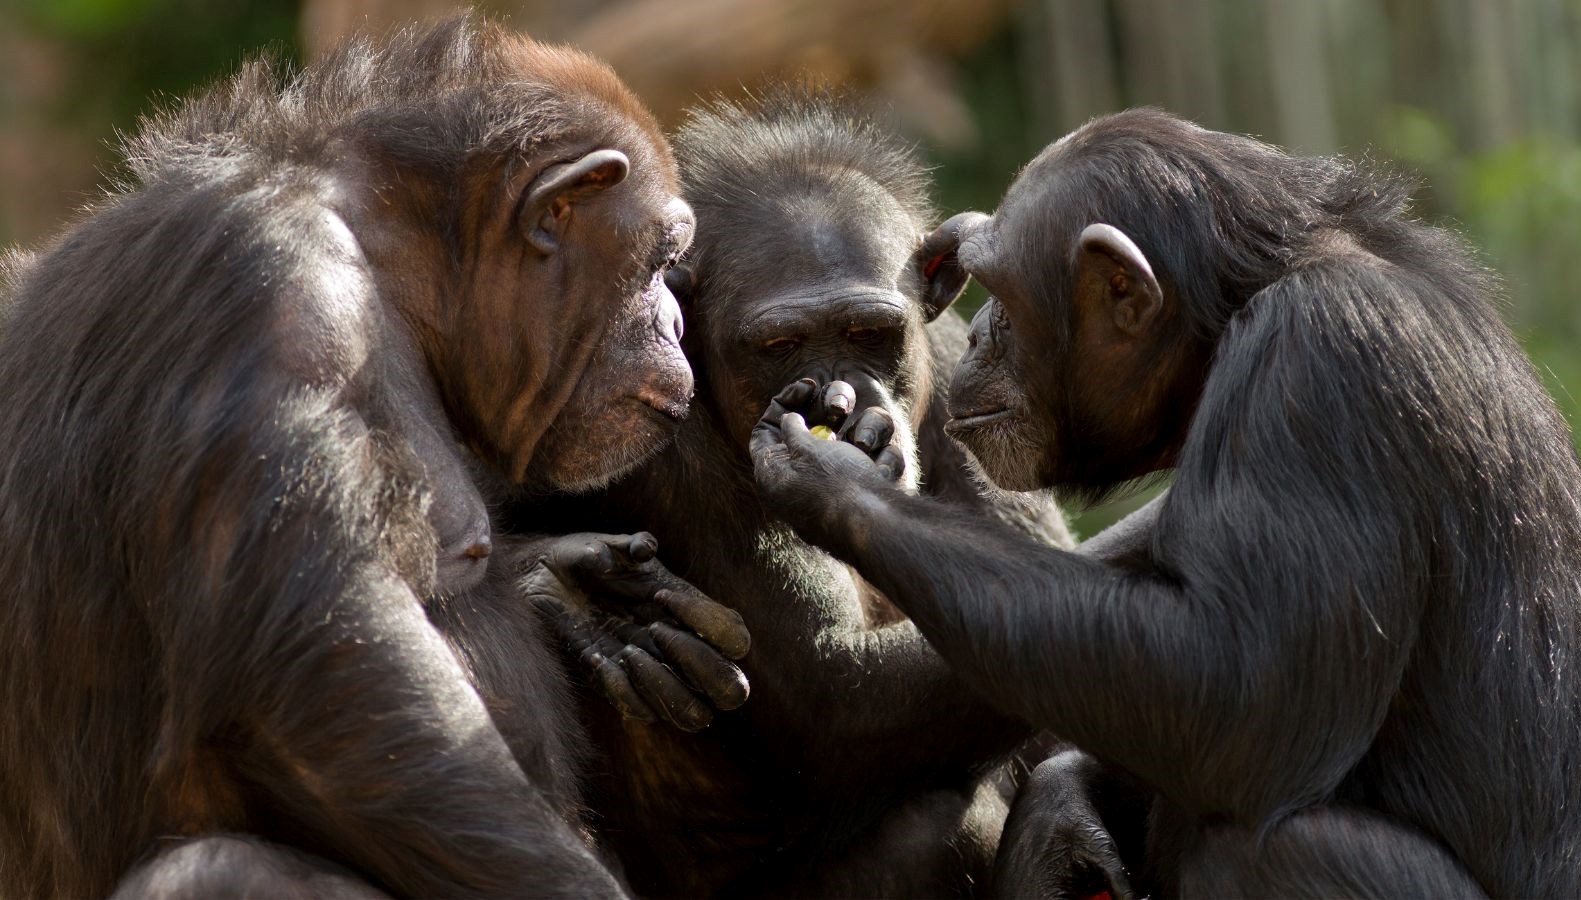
[991,751,1135,900]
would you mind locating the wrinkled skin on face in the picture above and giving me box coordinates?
[942,167,1207,499]
[670,171,967,487]
[527,191,697,493]
[341,112,696,495]
[945,293,1058,492]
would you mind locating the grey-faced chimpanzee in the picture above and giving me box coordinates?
[750,108,1581,898]
[0,19,749,898]
[510,90,1075,897]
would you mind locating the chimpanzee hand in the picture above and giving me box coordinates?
[750,378,906,541]
[520,532,751,732]
[991,750,1135,900]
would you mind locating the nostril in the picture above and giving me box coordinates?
[656,298,684,343]
[967,331,978,350]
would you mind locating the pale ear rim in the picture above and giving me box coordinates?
[1078,223,1156,286]
[522,148,631,254]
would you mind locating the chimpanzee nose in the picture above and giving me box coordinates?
[965,303,1001,362]
[665,197,697,249]
[656,287,684,342]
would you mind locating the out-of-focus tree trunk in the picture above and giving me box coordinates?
[298,0,1011,149]
[0,25,101,247]
[1016,0,1120,143]
[1265,0,1335,153]
[1113,0,1225,127]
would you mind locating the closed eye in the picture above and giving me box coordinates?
[762,336,802,354]
[846,325,897,347]
[991,303,1011,332]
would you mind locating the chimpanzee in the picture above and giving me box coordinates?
[750,108,1581,898]
[511,89,1075,897]
[0,19,747,898]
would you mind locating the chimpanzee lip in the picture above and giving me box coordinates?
[945,406,1016,432]
[635,391,688,421]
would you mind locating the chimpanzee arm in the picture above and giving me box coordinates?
[752,270,1427,824]
[160,392,622,898]
[1075,492,1164,563]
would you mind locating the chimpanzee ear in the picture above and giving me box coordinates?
[1078,223,1162,337]
[521,149,630,255]
[912,212,982,322]
[664,262,696,308]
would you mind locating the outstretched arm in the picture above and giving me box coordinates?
[749,355,1422,824]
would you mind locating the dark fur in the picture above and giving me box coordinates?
[514,91,1071,897]
[0,18,691,897]
[755,109,1581,897]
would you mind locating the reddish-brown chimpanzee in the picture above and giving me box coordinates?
[0,19,745,899]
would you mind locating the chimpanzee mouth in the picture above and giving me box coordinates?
[634,391,689,421]
[944,407,1017,433]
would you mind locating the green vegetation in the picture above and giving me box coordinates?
[4,1,1578,537]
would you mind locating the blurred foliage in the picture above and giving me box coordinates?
[0,0,298,237]
[12,0,298,117]
[1381,107,1581,478]
[1,0,1578,539]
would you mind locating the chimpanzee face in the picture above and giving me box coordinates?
[946,291,1060,492]
[446,129,696,492]
[943,157,1195,499]
[941,200,1072,492]
[519,161,698,493]
[675,176,947,475]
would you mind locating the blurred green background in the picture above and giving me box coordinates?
[2,0,1578,535]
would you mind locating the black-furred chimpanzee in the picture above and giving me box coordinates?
[0,19,749,898]
[750,108,1581,898]
[514,90,1075,897]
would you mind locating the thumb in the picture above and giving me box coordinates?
[778,412,822,454]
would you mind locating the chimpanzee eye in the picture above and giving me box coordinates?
[990,303,1012,332]
[762,336,802,354]
[846,326,881,344]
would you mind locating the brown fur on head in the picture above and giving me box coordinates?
[127,15,696,491]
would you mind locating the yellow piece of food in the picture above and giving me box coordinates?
[808,424,836,440]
